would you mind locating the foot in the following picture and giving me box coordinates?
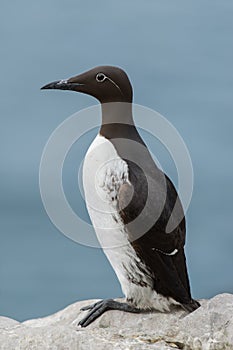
[78,299,140,327]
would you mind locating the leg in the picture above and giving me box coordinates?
[78,299,140,327]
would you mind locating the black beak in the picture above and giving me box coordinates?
[40,79,84,91]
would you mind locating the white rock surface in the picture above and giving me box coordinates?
[0,294,233,350]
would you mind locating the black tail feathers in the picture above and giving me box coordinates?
[181,299,201,312]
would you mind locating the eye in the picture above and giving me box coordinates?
[96,73,106,83]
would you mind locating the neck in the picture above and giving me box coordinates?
[99,102,145,146]
[101,102,134,126]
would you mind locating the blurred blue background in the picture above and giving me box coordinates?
[1,0,233,321]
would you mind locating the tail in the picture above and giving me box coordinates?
[181,299,201,312]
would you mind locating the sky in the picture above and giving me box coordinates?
[1,0,233,321]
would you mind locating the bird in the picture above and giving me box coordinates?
[41,66,200,327]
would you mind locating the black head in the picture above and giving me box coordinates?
[41,66,133,103]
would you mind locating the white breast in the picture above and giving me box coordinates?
[82,134,175,311]
[83,134,129,245]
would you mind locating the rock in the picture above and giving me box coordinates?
[0,294,232,350]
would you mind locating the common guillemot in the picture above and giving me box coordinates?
[41,66,200,327]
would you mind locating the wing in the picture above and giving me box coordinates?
[118,160,193,304]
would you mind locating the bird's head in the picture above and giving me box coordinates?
[41,66,133,104]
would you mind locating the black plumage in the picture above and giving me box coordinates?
[103,123,199,311]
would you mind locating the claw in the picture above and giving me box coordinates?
[79,300,110,327]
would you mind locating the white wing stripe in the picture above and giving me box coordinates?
[152,248,179,256]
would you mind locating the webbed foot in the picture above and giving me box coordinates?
[79,299,140,327]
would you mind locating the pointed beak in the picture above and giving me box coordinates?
[40,79,84,91]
